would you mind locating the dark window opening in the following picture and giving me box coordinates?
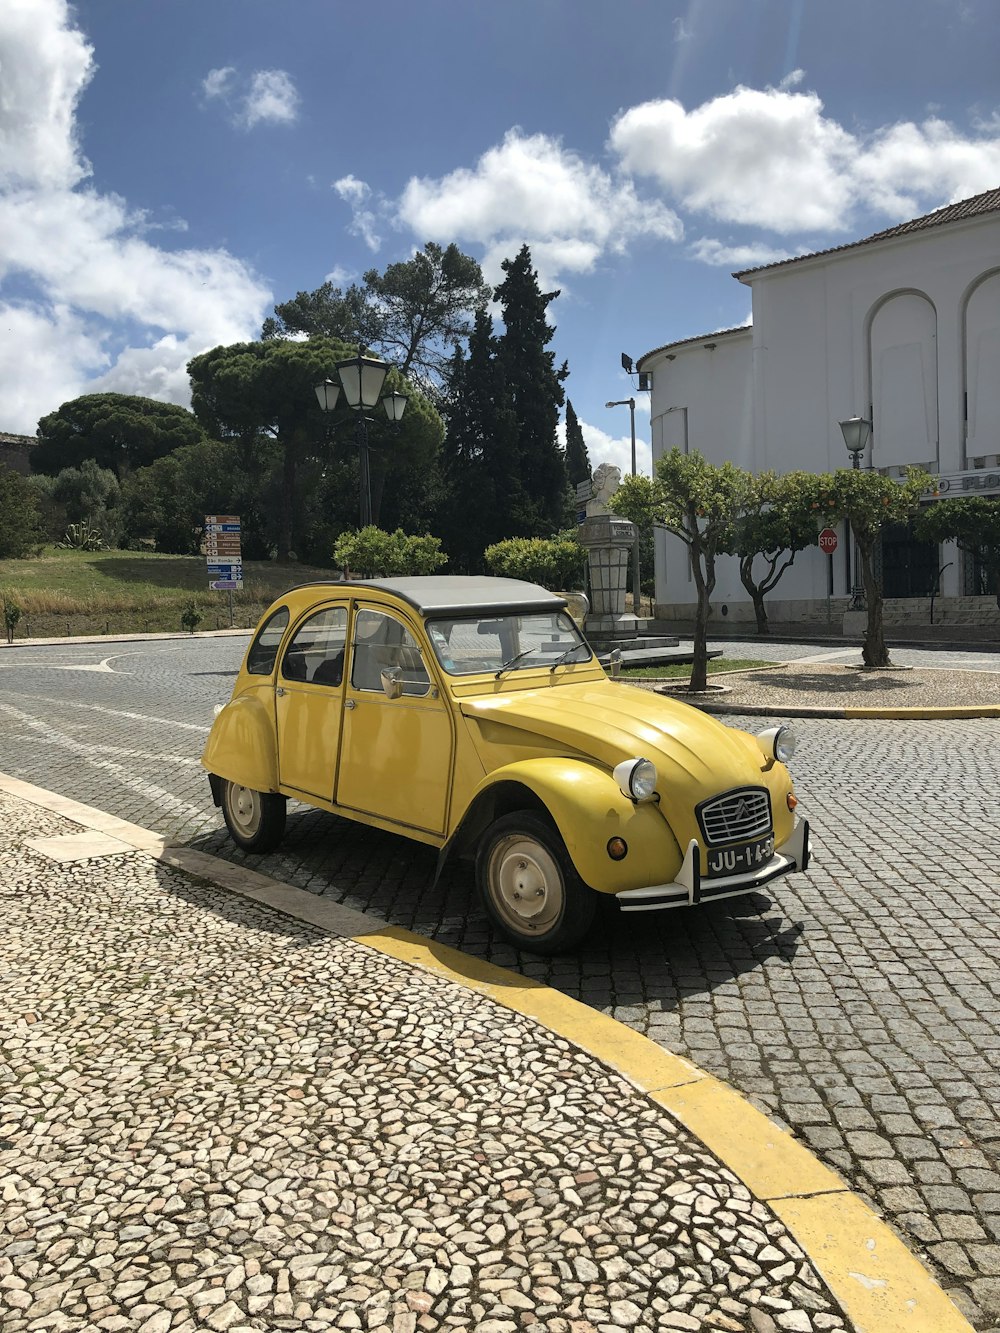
[878,522,939,599]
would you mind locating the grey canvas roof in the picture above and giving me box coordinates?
[291,575,567,618]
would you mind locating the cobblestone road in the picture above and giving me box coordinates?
[2,635,1000,1328]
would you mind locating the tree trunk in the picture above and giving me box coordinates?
[752,592,768,634]
[860,541,891,668]
[277,448,295,563]
[689,545,714,692]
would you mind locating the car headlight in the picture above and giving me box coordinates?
[757,724,797,764]
[613,757,658,802]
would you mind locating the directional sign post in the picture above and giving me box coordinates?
[205,514,242,625]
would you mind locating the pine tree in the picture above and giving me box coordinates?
[494,246,569,534]
[564,399,591,488]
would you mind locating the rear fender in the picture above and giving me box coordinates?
[450,757,683,895]
[201,693,278,793]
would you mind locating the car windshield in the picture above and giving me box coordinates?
[425,611,592,677]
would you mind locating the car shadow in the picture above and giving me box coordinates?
[186,804,805,1013]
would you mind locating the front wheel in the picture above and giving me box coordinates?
[476,812,598,955]
[220,780,286,853]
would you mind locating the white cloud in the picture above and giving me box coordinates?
[200,65,299,129]
[334,175,382,250]
[395,129,682,287]
[0,3,272,432]
[689,237,794,268]
[610,85,1000,233]
[779,68,805,90]
[560,409,653,482]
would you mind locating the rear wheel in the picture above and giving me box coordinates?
[476,812,598,954]
[220,780,286,853]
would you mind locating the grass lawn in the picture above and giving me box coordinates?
[622,658,777,679]
[0,548,336,639]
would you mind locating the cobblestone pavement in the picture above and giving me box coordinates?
[2,636,1000,1326]
[1,789,850,1333]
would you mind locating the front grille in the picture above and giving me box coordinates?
[697,787,772,846]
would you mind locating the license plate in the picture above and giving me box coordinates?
[705,834,775,879]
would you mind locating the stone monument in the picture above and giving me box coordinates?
[576,464,640,639]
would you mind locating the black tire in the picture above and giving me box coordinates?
[475,811,598,954]
[220,779,286,853]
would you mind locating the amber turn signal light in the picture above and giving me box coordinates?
[607,837,629,861]
[786,793,798,810]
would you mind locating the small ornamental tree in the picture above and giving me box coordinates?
[915,496,1000,609]
[483,534,587,590]
[723,471,824,634]
[611,449,756,691]
[333,526,447,579]
[818,466,930,668]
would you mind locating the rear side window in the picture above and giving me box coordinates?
[246,607,289,675]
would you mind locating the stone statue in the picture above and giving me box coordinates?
[586,463,622,516]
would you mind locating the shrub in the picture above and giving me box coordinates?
[483,535,586,590]
[3,596,21,643]
[180,601,203,633]
[57,522,107,551]
[333,526,447,579]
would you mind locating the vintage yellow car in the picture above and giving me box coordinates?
[202,576,810,953]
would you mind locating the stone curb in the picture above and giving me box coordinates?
[0,627,253,649]
[0,769,974,1333]
[687,700,1000,720]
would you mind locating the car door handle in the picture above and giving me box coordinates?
[275,687,286,697]
[344,698,356,710]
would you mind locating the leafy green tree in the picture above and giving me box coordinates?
[121,438,247,554]
[0,464,42,557]
[43,459,122,546]
[495,245,569,535]
[563,399,591,488]
[333,526,447,578]
[818,466,930,668]
[262,242,490,401]
[483,535,587,590]
[611,449,756,691]
[188,336,443,562]
[722,471,823,634]
[32,393,208,477]
[915,496,1000,608]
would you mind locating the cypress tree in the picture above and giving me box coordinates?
[564,399,591,488]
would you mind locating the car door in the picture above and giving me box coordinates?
[335,604,453,835]
[274,603,349,802]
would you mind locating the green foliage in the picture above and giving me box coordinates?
[32,393,208,477]
[3,595,22,643]
[180,601,203,633]
[0,465,43,558]
[483,535,587,590]
[333,526,448,579]
[57,522,108,551]
[915,496,1000,607]
[611,450,757,690]
[722,471,823,633]
[121,437,254,555]
[563,400,591,488]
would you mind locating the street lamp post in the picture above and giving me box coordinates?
[315,353,407,528]
[605,397,642,616]
[839,414,872,612]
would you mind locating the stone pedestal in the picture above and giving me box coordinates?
[842,609,867,637]
[578,513,638,639]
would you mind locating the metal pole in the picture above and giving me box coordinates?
[628,398,641,617]
[850,451,866,610]
[357,413,372,528]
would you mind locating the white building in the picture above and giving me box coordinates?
[637,187,1000,628]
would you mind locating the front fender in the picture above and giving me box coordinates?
[201,692,278,793]
[465,758,684,895]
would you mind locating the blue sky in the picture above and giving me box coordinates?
[2,0,999,480]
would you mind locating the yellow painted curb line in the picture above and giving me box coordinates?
[0,773,974,1333]
[359,926,974,1333]
[843,704,1000,719]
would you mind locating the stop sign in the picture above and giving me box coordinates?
[819,527,838,555]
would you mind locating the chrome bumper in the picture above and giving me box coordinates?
[616,818,810,913]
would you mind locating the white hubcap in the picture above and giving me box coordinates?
[488,835,564,934]
[228,784,261,836]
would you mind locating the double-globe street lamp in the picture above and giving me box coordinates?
[605,396,642,616]
[838,414,872,612]
[315,354,407,528]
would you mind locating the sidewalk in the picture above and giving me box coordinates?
[0,778,973,1333]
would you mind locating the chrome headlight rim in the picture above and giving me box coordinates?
[613,756,658,802]
[756,724,797,764]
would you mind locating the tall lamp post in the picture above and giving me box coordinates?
[839,414,872,611]
[315,353,407,528]
[605,397,642,616]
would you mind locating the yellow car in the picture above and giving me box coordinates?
[203,576,810,953]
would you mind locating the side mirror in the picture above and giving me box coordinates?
[380,666,403,700]
[609,649,623,679]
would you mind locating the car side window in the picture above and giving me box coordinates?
[246,607,290,675]
[280,606,348,686]
[351,609,430,697]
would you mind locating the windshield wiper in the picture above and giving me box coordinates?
[495,648,537,679]
[549,642,589,672]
